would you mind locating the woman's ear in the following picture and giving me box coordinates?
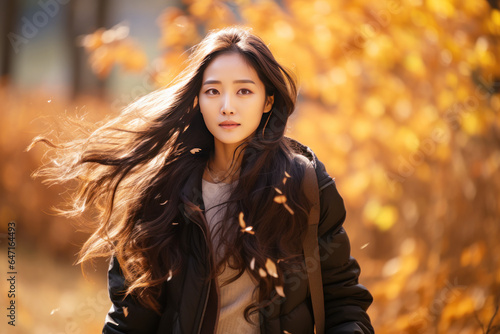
[264,95,274,113]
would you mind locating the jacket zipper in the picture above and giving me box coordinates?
[189,210,219,334]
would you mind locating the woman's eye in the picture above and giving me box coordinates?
[205,89,219,95]
[239,89,252,95]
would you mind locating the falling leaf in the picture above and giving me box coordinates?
[250,257,255,270]
[265,258,279,278]
[239,211,246,228]
[241,226,255,235]
[190,148,201,154]
[283,171,291,184]
[273,194,294,214]
[259,268,267,277]
[460,242,486,267]
[275,285,285,298]
[274,195,287,204]
[123,306,129,317]
[283,203,295,215]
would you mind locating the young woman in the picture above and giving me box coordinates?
[31,27,374,333]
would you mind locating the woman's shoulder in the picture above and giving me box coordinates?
[286,137,346,233]
[286,136,336,192]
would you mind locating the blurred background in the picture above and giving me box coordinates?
[1,0,499,333]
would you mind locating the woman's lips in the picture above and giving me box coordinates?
[219,124,240,129]
[219,121,240,129]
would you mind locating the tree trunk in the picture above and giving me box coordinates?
[95,0,110,99]
[0,0,19,82]
[66,0,81,99]
[66,0,111,99]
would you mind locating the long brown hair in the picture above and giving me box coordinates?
[30,26,312,319]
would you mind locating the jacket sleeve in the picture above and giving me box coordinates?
[318,176,375,334]
[102,255,162,334]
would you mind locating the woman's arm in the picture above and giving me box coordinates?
[102,255,162,334]
[318,177,374,334]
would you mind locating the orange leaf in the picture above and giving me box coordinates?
[283,203,295,215]
[239,212,246,228]
[190,148,201,154]
[265,258,279,278]
[274,195,287,204]
[241,226,255,235]
[275,285,285,298]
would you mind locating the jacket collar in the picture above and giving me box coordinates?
[285,136,319,169]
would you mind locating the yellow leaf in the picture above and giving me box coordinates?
[374,205,398,231]
[241,226,255,235]
[404,53,426,76]
[265,258,279,278]
[274,195,287,204]
[460,242,486,267]
[492,9,500,27]
[363,200,398,231]
[283,203,295,215]
[190,148,201,154]
[275,285,285,298]
[239,212,246,228]
[440,295,476,326]
[461,113,483,136]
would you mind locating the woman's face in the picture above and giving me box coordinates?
[198,52,274,150]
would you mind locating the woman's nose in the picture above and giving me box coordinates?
[220,94,235,115]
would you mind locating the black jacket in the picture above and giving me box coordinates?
[102,138,374,334]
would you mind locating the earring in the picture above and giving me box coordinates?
[261,108,274,137]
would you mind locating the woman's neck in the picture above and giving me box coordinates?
[205,142,244,184]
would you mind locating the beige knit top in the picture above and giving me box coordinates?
[202,178,260,334]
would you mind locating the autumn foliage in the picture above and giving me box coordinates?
[1,0,499,333]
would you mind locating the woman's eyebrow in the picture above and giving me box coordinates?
[202,79,256,85]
